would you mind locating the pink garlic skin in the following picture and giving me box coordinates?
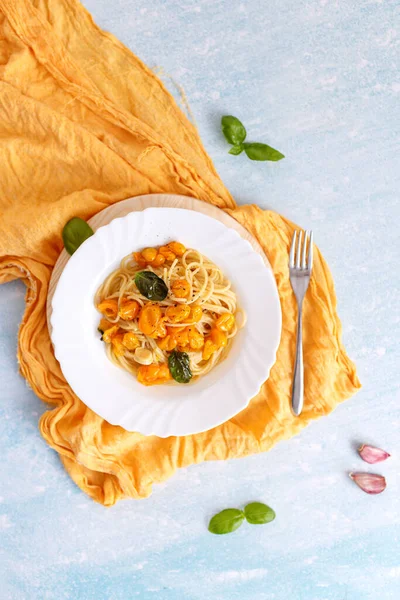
[358,444,391,464]
[349,472,387,495]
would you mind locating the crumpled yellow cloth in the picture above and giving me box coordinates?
[0,0,360,505]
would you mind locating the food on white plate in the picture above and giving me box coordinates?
[95,242,244,386]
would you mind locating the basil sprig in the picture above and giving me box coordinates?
[134,271,168,301]
[168,350,192,384]
[62,217,94,255]
[208,502,276,535]
[221,115,284,162]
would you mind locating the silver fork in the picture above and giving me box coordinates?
[289,230,313,416]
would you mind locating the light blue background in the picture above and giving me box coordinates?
[1,1,399,599]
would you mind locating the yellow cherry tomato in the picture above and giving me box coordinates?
[171,279,190,298]
[111,333,126,356]
[158,335,178,352]
[118,298,140,321]
[137,363,172,386]
[98,318,113,333]
[138,304,162,335]
[175,327,189,348]
[187,326,204,350]
[210,327,227,348]
[215,312,235,332]
[202,339,218,361]
[152,253,166,267]
[102,325,120,343]
[149,318,167,339]
[97,297,118,319]
[165,304,191,323]
[122,332,140,350]
[167,241,186,257]
[189,305,203,323]
[141,247,158,263]
[133,252,147,267]
[158,245,176,262]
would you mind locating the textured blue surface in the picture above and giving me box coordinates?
[1,1,399,599]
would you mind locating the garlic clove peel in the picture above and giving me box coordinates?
[358,444,390,464]
[349,472,386,495]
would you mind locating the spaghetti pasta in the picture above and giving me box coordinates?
[95,242,244,385]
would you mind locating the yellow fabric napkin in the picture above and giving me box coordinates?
[0,0,360,505]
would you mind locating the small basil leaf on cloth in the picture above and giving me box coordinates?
[62,217,94,255]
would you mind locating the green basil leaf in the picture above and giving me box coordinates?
[135,271,168,301]
[221,116,247,146]
[243,142,284,162]
[208,509,245,535]
[244,502,276,525]
[228,144,244,156]
[62,217,94,255]
[168,350,192,384]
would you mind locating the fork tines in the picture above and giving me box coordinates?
[289,230,313,270]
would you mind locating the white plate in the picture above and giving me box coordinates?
[50,207,281,437]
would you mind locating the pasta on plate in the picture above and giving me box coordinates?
[95,242,244,386]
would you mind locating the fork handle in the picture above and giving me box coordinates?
[291,302,304,416]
